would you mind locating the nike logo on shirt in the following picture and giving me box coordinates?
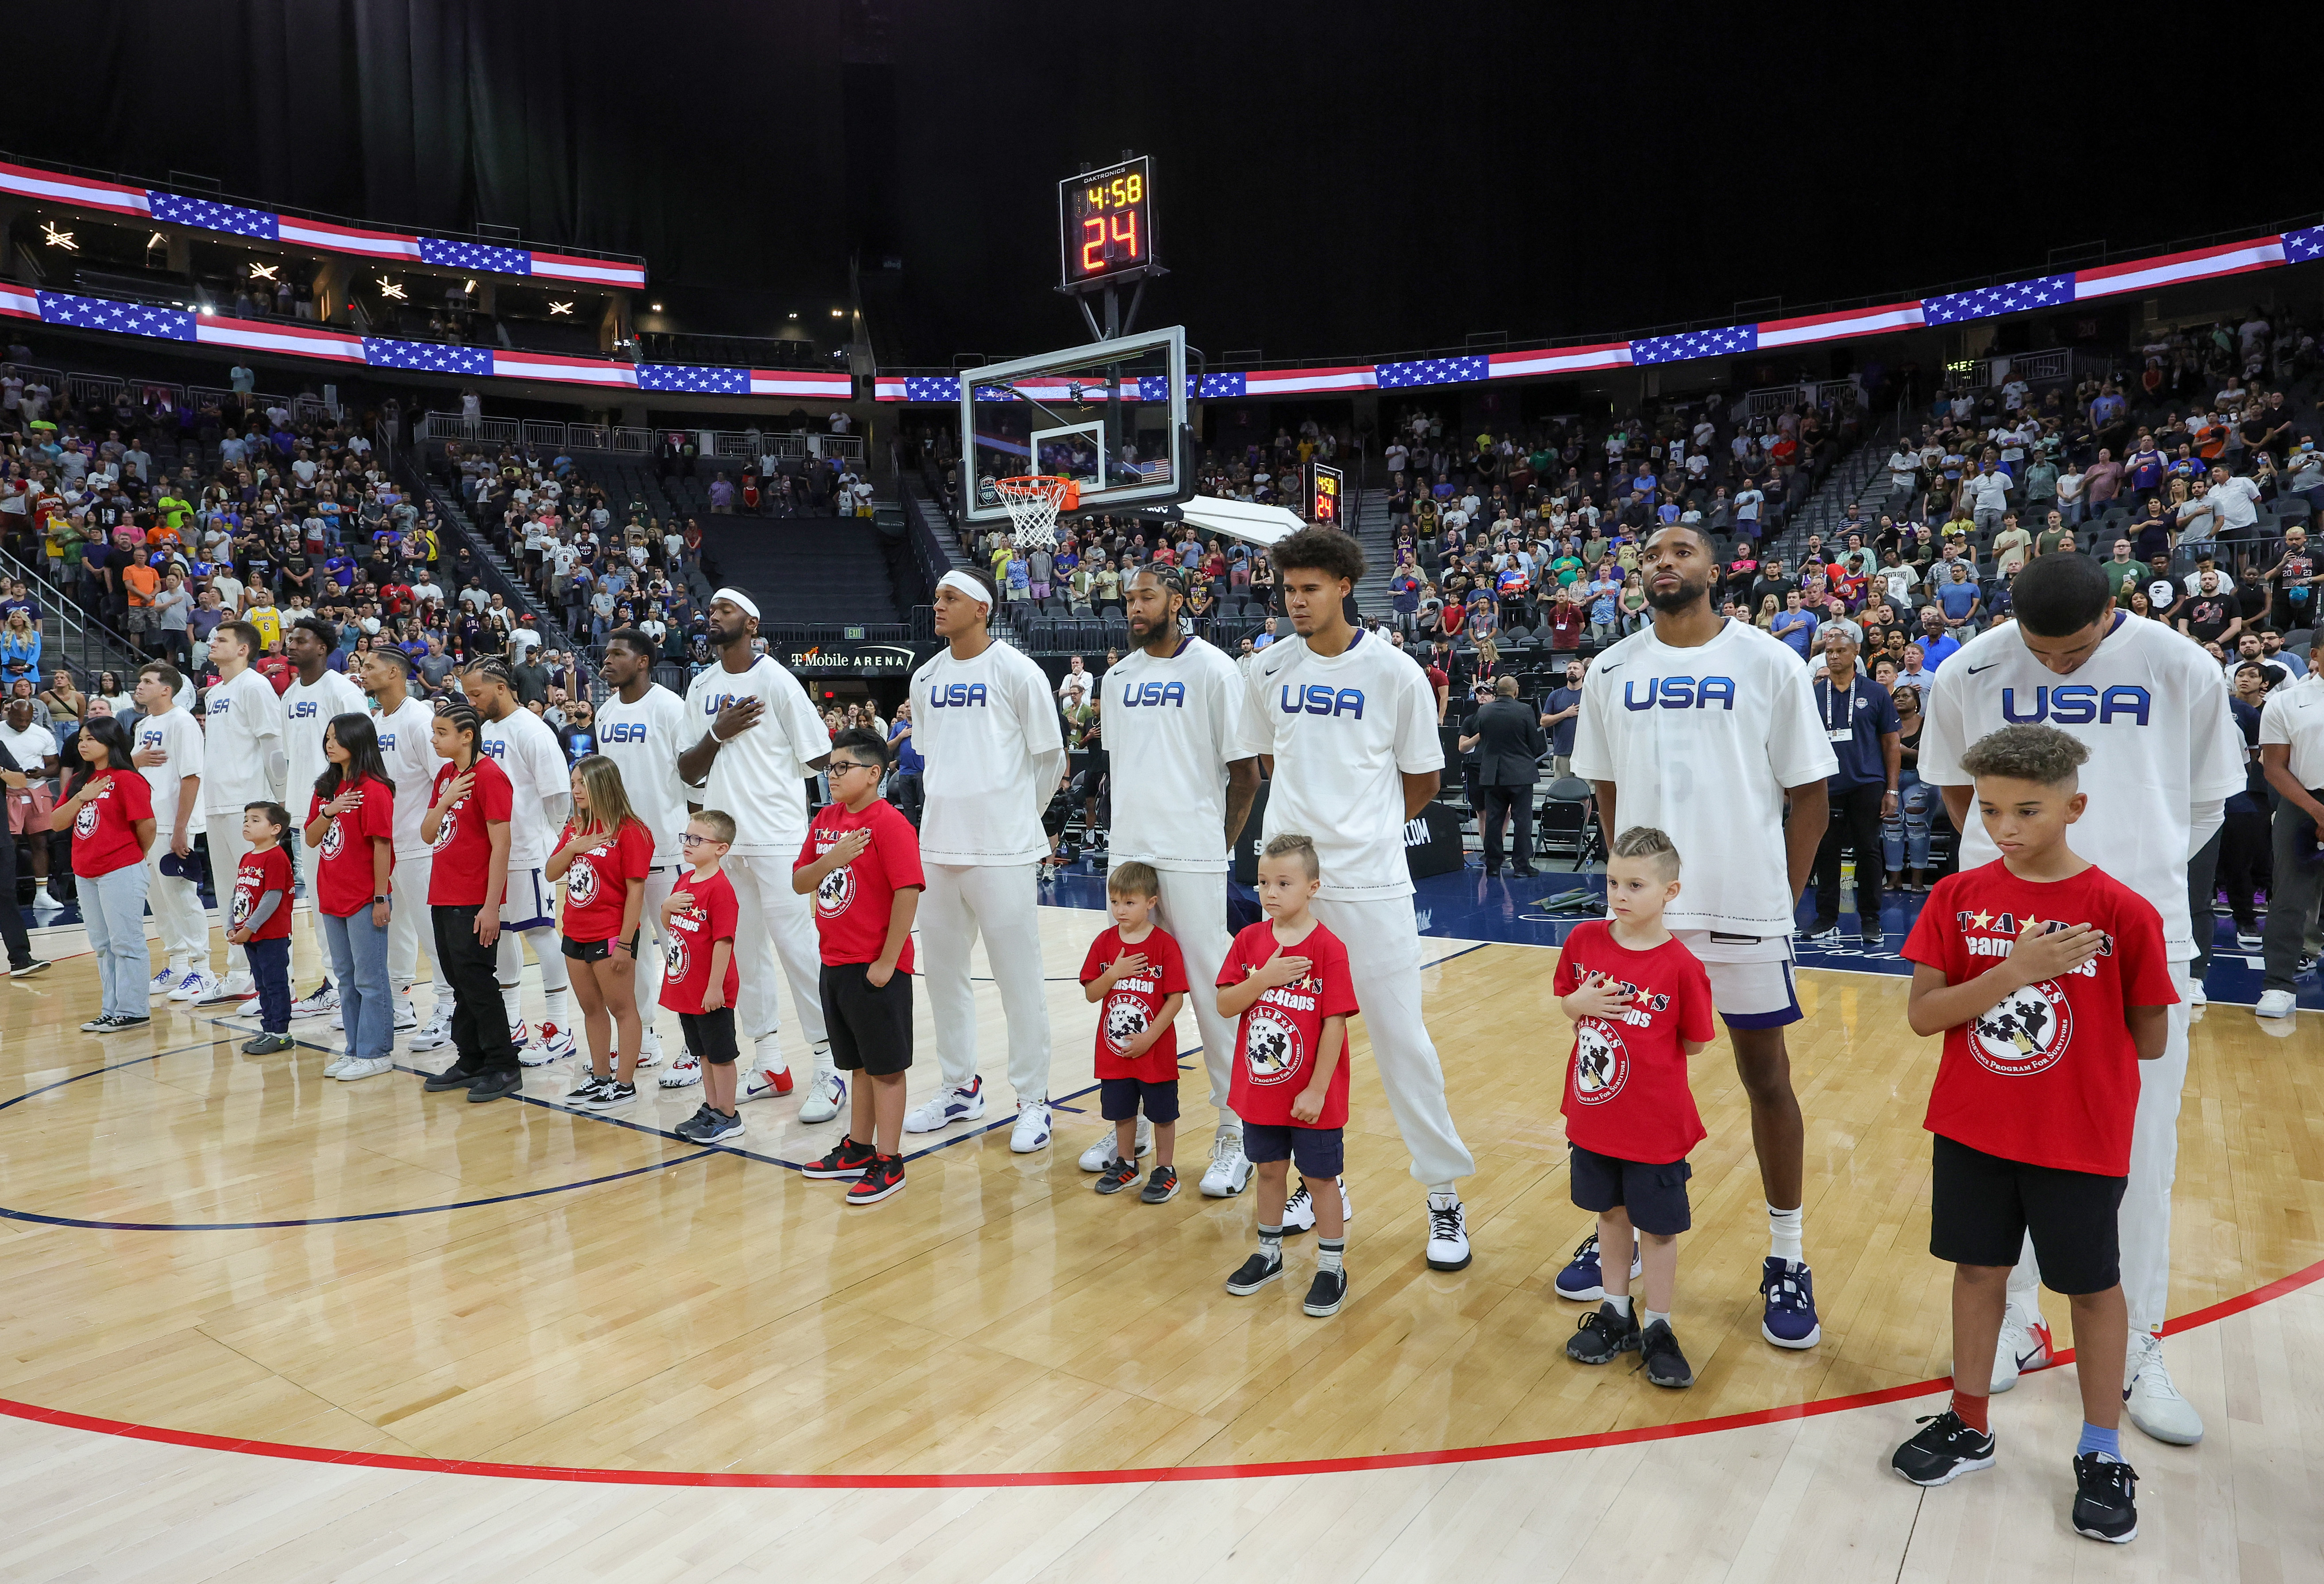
[1966,663,1998,674]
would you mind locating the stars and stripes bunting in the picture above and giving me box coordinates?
[0,160,151,216]
[275,217,421,260]
[145,191,278,239]
[2070,237,2288,301]
[37,293,196,340]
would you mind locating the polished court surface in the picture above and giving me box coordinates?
[2,869,2320,1580]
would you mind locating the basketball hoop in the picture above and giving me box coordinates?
[995,474,1079,549]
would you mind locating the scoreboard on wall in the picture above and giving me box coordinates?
[1308,462,1344,527]
[1059,155,1156,289]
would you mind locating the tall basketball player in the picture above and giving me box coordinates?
[129,660,206,1001]
[1235,528,1478,1269]
[283,617,367,1019]
[461,657,580,1065]
[193,621,282,1005]
[1569,522,1837,1346]
[901,568,1065,1153]
[675,590,842,1122]
[1097,564,1261,1193]
[1922,552,2243,1445]
[358,646,447,1043]
[595,627,693,1082]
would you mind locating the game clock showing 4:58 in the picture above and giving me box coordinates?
[1058,155,1156,289]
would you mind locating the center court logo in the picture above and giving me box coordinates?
[1969,981,2073,1076]
[1571,1019,1630,1103]
[1241,1005,1305,1084]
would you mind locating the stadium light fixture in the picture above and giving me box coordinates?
[39,223,75,251]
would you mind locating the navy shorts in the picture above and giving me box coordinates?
[1930,1133,2126,1294]
[1099,1075,1179,1124]
[1241,1121,1343,1178]
[1569,1143,1693,1236]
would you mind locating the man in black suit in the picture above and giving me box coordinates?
[1459,674,1549,877]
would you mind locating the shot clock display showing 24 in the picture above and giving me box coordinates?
[1059,155,1156,289]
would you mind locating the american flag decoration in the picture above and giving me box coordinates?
[144,191,279,239]
[903,376,961,402]
[1376,355,1489,389]
[37,292,196,340]
[1919,274,2074,325]
[1629,325,1757,365]
[1198,372,1245,398]
[418,238,531,276]
[638,364,751,394]
[2285,225,2324,263]
[362,337,491,375]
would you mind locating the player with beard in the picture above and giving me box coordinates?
[1568,523,1838,1347]
[357,645,448,1041]
[675,590,842,1122]
[594,628,693,1082]
[282,617,367,1021]
[1091,564,1262,1194]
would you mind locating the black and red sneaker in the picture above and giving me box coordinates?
[801,1135,878,1180]
[846,1153,906,1205]
[1093,1156,1141,1195]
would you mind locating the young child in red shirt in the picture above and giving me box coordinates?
[228,801,298,1053]
[663,809,744,1145]
[1079,860,1189,1204]
[793,729,924,1206]
[549,755,655,1112]
[1892,724,2174,1546]
[1553,826,1715,1389]
[1216,834,1358,1318]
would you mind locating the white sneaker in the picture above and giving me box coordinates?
[536,1020,578,1060]
[1198,1128,1253,1197]
[1989,1303,2054,1393]
[322,1054,353,1078]
[150,966,186,997]
[658,1055,703,1089]
[1281,1178,1353,1233]
[902,1076,986,1133]
[741,1065,794,1102]
[393,999,418,1031]
[291,982,339,1020]
[197,972,255,1006]
[408,1014,452,1051]
[32,889,62,913]
[797,1070,845,1124]
[1008,1098,1052,1153]
[1080,1116,1154,1171]
[2124,1333,2204,1445]
[2255,988,2298,1019]
[633,1033,661,1070]
[335,1056,393,1081]
[169,970,218,1003]
[513,1019,567,1066]
[1425,1192,1472,1271]
[329,1009,344,1031]
[2188,981,2208,1008]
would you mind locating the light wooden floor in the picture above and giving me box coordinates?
[1,903,2320,1580]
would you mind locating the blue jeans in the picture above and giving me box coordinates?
[1881,773,1935,873]
[319,906,393,1061]
[246,936,293,1032]
[78,861,151,1019]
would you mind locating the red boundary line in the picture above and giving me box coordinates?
[4,1252,2318,1490]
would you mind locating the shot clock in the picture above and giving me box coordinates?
[1308,462,1344,527]
[1059,155,1156,289]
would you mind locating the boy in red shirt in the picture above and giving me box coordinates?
[1892,724,2174,1546]
[663,809,744,1145]
[792,730,924,1205]
[1553,827,1715,1389]
[1079,860,1189,1203]
[228,802,297,1054]
[1216,834,1358,1318]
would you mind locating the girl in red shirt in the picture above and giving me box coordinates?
[55,716,155,1030]
[304,713,397,1078]
[546,755,654,1110]
[419,700,521,1099]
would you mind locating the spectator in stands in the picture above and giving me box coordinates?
[1542,659,1585,780]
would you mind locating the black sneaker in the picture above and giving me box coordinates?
[800,1135,878,1179]
[1638,1318,1694,1388]
[1303,1265,1348,1317]
[579,1079,637,1110]
[101,1013,152,1032]
[845,1153,906,1205]
[676,1107,743,1144]
[1566,1302,1641,1364]
[1093,1156,1140,1195]
[566,1071,613,1106]
[2071,1454,2138,1544]
[242,1032,295,1054]
[1890,1410,1996,1486]
[1805,919,1842,943]
[1139,1165,1180,1203]
[423,1064,480,1092]
[465,1069,523,1103]
[1225,1250,1284,1296]
[9,958,50,977]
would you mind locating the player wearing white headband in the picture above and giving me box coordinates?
[676,588,843,1122]
[903,567,1067,1151]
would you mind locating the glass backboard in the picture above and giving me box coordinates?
[958,325,1190,525]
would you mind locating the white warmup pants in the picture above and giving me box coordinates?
[634,865,678,1042]
[920,860,1052,1102]
[2008,966,2193,1335]
[203,809,252,975]
[387,853,451,1005]
[1146,865,1239,1123]
[145,847,208,967]
[724,851,829,1063]
[1310,894,1476,1188]
[496,925,570,1017]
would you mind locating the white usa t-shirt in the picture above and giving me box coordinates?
[911,639,1065,866]
[595,682,692,866]
[201,668,284,815]
[1104,637,1247,873]
[133,707,206,834]
[1922,611,2246,962]
[282,668,367,815]
[1234,630,1442,901]
[371,695,443,860]
[681,656,831,856]
[479,704,570,870]
[1571,619,1837,937]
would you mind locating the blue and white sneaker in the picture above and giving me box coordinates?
[150,966,187,997]
[1554,1233,1641,1302]
[1760,1257,1823,1348]
[901,1074,986,1133]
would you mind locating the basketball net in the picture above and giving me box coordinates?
[995,474,1078,549]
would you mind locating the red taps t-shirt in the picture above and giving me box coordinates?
[1903,860,2177,1176]
[68,768,153,878]
[426,755,513,906]
[231,842,294,941]
[661,867,741,1015]
[306,776,395,918]
[1219,919,1357,1128]
[1550,921,1716,1164]
[794,798,924,969]
[1079,923,1190,1082]
[557,817,652,943]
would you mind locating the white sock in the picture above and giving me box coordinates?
[541,986,570,1026]
[1427,1181,1459,1199]
[1643,1308,1670,1331]
[1605,1293,1632,1317]
[1768,1203,1804,1265]
[501,982,524,1027]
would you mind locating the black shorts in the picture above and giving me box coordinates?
[1930,1133,2126,1295]
[561,930,639,963]
[820,961,913,1076]
[1241,1121,1342,1178]
[1568,1143,1693,1236]
[678,1007,740,1066]
[1099,1075,1179,1125]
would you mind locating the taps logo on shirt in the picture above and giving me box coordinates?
[662,931,690,985]
[814,860,855,918]
[72,800,99,839]
[929,682,990,708]
[1102,992,1150,1053]
[1621,676,1736,711]
[431,805,459,851]
[1969,981,2073,1076]
[567,859,599,908]
[1999,685,2152,726]
[1241,1004,1305,1085]
[1120,680,1187,709]
[321,818,345,861]
[1279,684,1365,719]
[1571,1020,1630,1104]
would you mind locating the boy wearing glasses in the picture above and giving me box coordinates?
[793,728,925,1204]
[665,810,745,1143]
